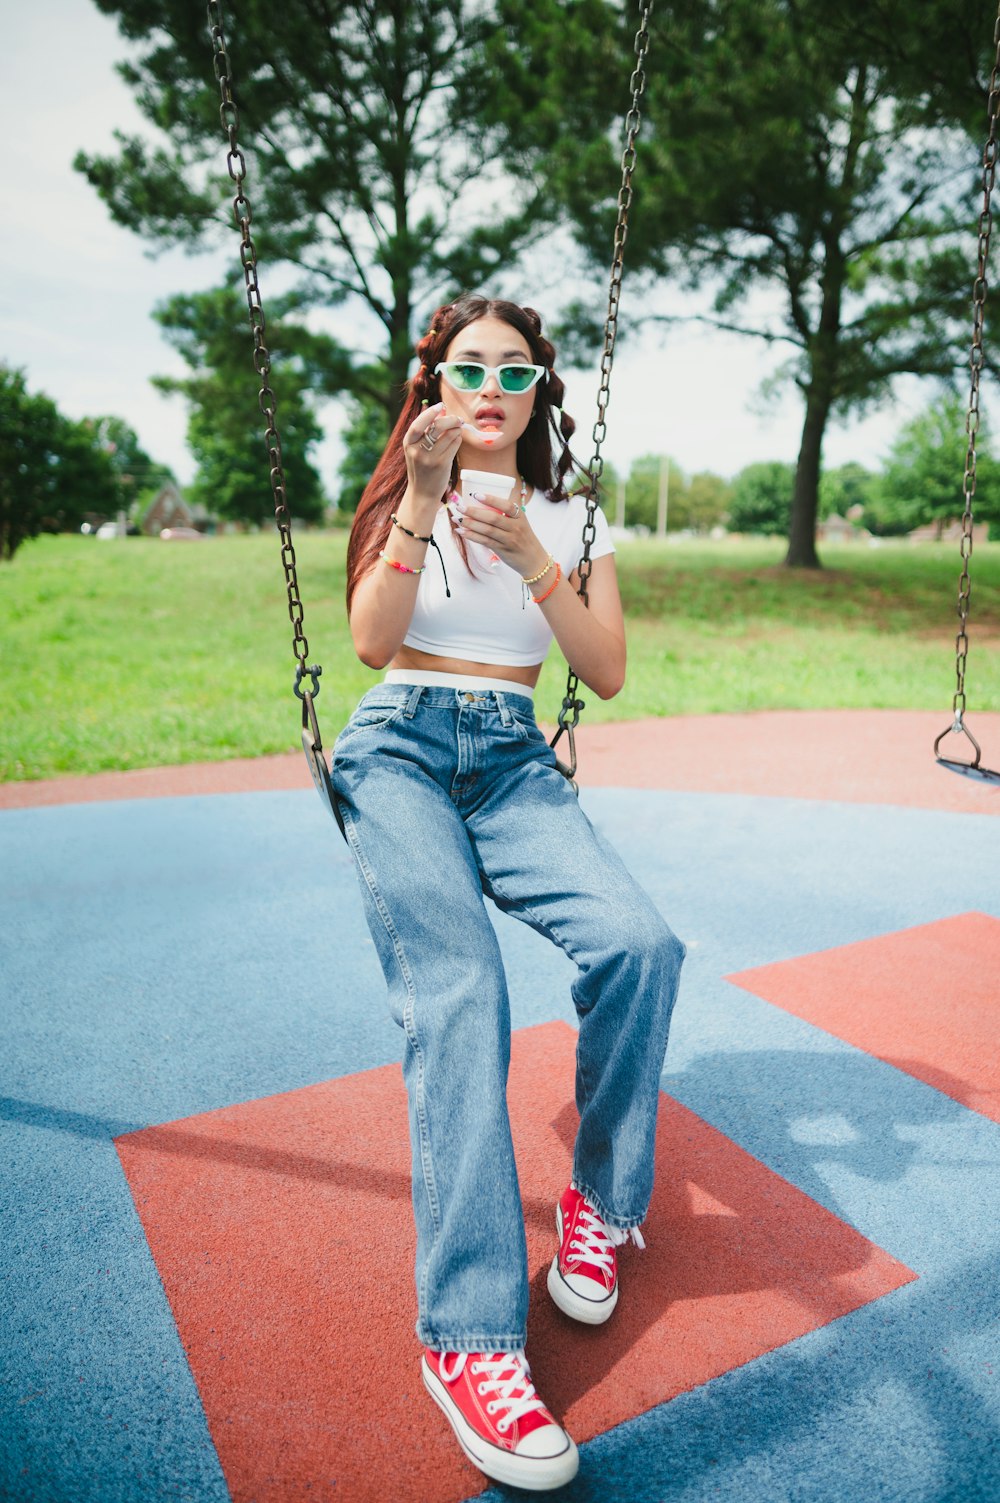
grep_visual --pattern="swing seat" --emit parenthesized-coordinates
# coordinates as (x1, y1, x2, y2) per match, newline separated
(933, 719, 1000, 786)
(299, 678, 346, 832)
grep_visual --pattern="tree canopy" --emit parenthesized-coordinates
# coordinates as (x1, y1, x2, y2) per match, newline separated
(85, 414, 176, 517)
(76, 0, 1000, 560)
(75, 0, 591, 421)
(867, 389, 999, 536)
(0, 367, 130, 560)
(488, 0, 999, 565)
(727, 461, 795, 538)
(153, 288, 327, 526)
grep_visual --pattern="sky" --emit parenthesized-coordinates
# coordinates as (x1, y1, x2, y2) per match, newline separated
(2, 3, 939, 496)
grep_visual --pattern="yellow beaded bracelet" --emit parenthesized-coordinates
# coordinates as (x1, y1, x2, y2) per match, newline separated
(531, 561, 562, 604)
(521, 555, 554, 586)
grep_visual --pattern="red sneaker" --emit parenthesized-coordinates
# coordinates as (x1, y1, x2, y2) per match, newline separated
(547, 1184, 644, 1325)
(422, 1348, 578, 1491)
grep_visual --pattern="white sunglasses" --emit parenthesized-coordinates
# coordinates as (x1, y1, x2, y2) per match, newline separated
(434, 361, 547, 394)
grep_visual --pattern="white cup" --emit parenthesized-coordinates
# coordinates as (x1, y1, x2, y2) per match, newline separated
(459, 469, 516, 509)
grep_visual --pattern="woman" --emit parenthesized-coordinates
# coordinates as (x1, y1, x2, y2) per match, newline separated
(333, 294, 685, 1492)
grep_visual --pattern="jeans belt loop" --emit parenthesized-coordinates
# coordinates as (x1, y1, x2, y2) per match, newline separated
(403, 685, 423, 718)
(494, 692, 513, 727)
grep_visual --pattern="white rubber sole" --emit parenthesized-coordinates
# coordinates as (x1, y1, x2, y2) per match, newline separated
(547, 1204, 619, 1324)
(547, 1253, 619, 1324)
(421, 1356, 579, 1492)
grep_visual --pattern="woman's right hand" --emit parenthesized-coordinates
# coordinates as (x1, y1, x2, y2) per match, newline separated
(403, 402, 463, 510)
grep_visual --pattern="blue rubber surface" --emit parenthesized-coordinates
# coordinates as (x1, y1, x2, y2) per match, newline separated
(2, 786, 998, 1502)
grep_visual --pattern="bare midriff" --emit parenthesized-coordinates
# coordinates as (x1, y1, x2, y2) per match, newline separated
(388, 644, 542, 689)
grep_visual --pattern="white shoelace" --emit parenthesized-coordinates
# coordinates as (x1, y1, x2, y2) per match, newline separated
(438, 1351, 549, 1434)
(571, 1202, 646, 1265)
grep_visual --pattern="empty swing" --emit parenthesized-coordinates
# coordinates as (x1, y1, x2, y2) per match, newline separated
(933, 0, 1000, 786)
(205, 0, 653, 821)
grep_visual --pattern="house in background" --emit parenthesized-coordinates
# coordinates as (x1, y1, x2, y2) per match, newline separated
(907, 519, 991, 545)
(140, 485, 213, 536)
(816, 512, 871, 544)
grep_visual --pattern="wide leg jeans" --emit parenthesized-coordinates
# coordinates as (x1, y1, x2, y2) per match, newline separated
(332, 684, 685, 1353)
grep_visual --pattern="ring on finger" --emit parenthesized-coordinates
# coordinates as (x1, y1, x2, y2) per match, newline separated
(420, 433, 437, 451)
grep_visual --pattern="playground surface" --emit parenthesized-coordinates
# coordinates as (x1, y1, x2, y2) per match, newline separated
(2, 708, 998, 1503)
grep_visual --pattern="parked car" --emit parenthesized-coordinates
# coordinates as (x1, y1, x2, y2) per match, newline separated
(159, 527, 205, 541)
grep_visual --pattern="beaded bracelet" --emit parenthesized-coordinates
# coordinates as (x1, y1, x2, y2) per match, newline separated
(531, 561, 562, 604)
(379, 550, 425, 575)
(388, 513, 451, 597)
(521, 554, 554, 586)
(390, 512, 432, 542)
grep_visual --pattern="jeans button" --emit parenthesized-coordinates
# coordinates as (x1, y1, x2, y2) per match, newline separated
(463, 692, 474, 702)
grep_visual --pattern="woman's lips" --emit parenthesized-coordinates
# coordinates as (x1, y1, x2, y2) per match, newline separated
(475, 408, 504, 425)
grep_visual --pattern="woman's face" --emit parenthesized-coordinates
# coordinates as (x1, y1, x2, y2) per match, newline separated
(440, 316, 540, 465)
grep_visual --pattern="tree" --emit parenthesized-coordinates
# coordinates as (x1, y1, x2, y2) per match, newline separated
(335, 395, 392, 516)
(868, 390, 999, 536)
(0, 367, 119, 560)
(82, 414, 176, 518)
(728, 461, 795, 537)
(623, 455, 688, 533)
(819, 462, 878, 522)
(75, 0, 582, 424)
(684, 472, 733, 534)
(488, 0, 997, 566)
(153, 288, 327, 525)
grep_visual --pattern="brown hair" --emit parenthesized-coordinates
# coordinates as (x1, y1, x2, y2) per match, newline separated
(345, 294, 578, 610)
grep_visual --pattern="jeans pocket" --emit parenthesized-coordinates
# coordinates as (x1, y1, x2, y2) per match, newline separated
(507, 705, 544, 741)
(338, 699, 407, 740)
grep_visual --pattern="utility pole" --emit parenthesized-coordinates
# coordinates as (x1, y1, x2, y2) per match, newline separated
(657, 454, 669, 539)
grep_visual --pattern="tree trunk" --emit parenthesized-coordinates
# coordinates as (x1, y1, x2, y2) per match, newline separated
(784, 66, 872, 569)
(785, 385, 831, 568)
(387, 301, 412, 425)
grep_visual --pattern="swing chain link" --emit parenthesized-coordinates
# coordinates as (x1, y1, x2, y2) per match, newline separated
(207, 2, 319, 698)
(555, 0, 651, 774)
(950, 0, 1000, 724)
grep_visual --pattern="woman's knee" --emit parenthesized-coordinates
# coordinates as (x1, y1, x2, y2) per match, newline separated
(613, 904, 686, 980)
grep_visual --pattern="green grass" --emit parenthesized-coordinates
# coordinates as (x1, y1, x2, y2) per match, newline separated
(1, 532, 997, 780)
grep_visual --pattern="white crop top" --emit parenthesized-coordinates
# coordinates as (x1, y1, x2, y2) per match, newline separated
(403, 492, 615, 667)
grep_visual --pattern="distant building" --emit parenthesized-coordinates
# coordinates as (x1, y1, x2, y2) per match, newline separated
(907, 519, 990, 545)
(141, 484, 194, 536)
(817, 513, 870, 543)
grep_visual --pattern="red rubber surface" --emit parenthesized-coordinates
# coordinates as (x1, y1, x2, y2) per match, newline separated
(116, 1022, 914, 1503)
(729, 912, 1000, 1125)
(5, 711, 998, 814)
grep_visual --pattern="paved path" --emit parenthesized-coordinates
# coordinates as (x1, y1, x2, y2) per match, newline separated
(2, 710, 998, 1503)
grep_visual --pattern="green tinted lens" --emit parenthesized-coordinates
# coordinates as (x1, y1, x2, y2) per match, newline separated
(448, 363, 486, 391)
(499, 365, 538, 393)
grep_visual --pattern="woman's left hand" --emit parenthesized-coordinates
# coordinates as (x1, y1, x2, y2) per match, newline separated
(454, 492, 549, 580)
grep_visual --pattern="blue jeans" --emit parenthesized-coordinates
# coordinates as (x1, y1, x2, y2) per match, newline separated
(332, 684, 685, 1352)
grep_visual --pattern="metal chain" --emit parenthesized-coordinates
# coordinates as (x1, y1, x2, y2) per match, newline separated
(554, 0, 652, 777)
(951, 1, 1000, 723)
(207, 2, 318, 699)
